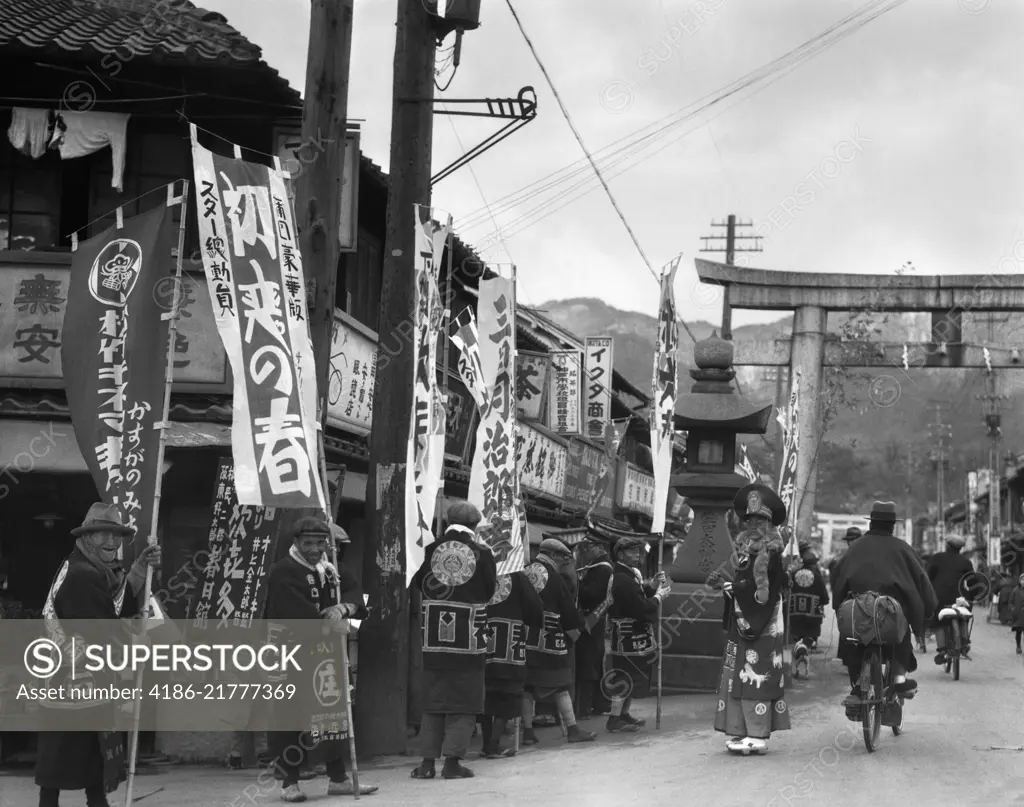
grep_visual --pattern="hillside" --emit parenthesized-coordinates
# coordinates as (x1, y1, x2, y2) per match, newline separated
(540, 297, 1024, 518)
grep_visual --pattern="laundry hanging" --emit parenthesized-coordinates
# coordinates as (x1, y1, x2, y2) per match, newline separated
(50, 111, 131, 191)
(7, 107, 52, 159)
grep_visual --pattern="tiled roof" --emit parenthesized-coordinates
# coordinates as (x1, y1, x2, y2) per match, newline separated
(0, 0, 263, 64)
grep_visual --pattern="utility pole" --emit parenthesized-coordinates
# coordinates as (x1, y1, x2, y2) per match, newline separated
(273, 2, 353, 548)
(359, 0, 438, 756)
(699, 214, 762, 340)
(928, 403, 952, 553)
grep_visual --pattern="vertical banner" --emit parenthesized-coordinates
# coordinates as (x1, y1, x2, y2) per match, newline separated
(776, 372, 800, 553)
(967, 470, 977, 546)
(62, 197, 178, 560)
(548, 350, 583, 435)
(584, 337, 613, 441)
(469, 273, 523, 575)
(650, 257, 680, 535)
(449, 307, 489, 411)
(589, 417, 631, 517)
(515, 351, 549, 421)
(190, 126, 324, 510)
(737, 442, 758, 483)
(190, 458, 280, 628)
(404, 208, 450, 587)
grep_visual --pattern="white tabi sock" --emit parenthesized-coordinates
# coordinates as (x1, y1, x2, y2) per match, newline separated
(609, 697, 625, 717)
(555, 691, 576, 728)
(521, 693, 535, 729)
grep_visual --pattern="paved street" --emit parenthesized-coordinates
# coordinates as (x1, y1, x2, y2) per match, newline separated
(3, 609, 1023, 807)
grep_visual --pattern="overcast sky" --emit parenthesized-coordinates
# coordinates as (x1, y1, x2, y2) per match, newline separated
(205, 0, 1023, 328)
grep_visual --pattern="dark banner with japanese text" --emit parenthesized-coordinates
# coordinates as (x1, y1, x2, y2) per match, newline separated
(777, 371, 800, 553)
(189, 457, 280, 629)
(650, 256, 680, 534)
(62, 194, 179, 562)
(190, 126, 325, 510)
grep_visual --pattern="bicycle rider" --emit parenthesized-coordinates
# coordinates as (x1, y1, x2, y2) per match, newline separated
(925, 532, 977, 664)
(830, 501, 938, 715)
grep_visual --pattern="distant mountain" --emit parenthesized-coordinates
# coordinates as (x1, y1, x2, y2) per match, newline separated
(539, 297, 1024, 519)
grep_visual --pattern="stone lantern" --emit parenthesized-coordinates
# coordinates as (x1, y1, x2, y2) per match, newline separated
(659, 331, 773, 691)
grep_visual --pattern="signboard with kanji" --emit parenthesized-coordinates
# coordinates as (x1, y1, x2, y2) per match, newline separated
(616, 460, 656, 518)
(0, 263, 228, 391)
(516, 421, 567, 499)
(327, 312, 377, 436)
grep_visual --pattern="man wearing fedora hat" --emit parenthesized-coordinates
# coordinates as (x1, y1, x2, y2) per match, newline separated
(263, 515, 377, 800)
(827, 527, 862, 588)
(34, 502, 161, 807)
(831, 501, 937, 711)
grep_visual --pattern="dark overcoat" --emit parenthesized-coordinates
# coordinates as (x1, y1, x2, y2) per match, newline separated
(925, 549, 977, 611)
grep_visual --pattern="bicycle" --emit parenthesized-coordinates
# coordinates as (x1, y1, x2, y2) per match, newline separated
(936, 599, 974, 681)
(858, 643, 906, 752)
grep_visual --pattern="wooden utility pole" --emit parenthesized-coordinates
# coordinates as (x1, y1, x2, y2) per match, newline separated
(358, 0, 438, 755)
(272, 0, 354, 549)
(699, 214, 761, 340)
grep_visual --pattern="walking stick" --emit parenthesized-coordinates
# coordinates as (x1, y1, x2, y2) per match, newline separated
(656, 534, 663, 731)
(318, 431, 360, 799)
(125, 181, 188, 807)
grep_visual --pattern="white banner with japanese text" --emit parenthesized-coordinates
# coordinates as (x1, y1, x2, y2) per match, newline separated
(776, 372, 800, 552)
(584, 337, 613, 441)
(516, 422, 567, 499)
(548, 350, 582, 435)
(404, 208, 450, 587)
(737, 442, 758, 483)
(516, 351, 549, 421)
(469, 274, 524, 575)
(650, 257, 680, 534)
(190, 127, 325, 509)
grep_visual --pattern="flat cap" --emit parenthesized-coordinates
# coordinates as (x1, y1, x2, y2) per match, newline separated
(446, 500, 482, 528)
(613, 536, 646, 555)
(292, 516, 330, 539)
(539, 538, 571, 556)
(945, 533, 965, 548)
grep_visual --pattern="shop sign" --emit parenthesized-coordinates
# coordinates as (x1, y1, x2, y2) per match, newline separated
(516, 351, 549, 421)
(0, 264, 228, 390)
(327, 312, 377, 435)
(516, 421, 567, 499)
(443, 374, 477, 463)
(562, 437, 613, 514)
(616, 460, 655, 517)
(583, 337, 613, 440)
(547, 350, 582, 434)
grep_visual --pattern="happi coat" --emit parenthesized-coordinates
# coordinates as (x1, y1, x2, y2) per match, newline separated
(607, 562, 659, 699)
(412, 527, 497, 714)
(485, 571, 544, 695)
(713, 550, 791, 740)
(576, 559, 614, 683)
(524, 555, 583, 696)
(35, 546, 140, 794)
(788, 559, 829, 641)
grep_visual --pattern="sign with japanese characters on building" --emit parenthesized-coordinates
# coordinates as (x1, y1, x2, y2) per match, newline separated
(583, 338, 613, 441)
(0, 266, 228, 389)
(443, 375, 477, 463)
(516, 351, 549, 421)
(616, 460, 656, 518)
(326, 312, 377, 436)
(562, 437, 614, 515)
(190, 125, 325, 509)
(61, 195, 179, 559)
(547, 350, 582, 435)
(469, 274, 524, 576)
(516, 421, 567, 499)
(190, 458, 279, 629)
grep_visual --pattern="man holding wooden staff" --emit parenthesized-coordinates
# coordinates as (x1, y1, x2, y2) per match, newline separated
(263, 517, 378, 801)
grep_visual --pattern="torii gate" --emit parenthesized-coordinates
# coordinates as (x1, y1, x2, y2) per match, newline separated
(696, 257, 1024, 541)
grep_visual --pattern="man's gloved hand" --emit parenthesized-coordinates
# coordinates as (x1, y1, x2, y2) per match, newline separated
(127, 544, 161, 592)
(322, 603, 356, 622)
(706, 570, 726, 590)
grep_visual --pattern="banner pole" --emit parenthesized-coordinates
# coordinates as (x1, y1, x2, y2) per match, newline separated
(435, 219, 454, 540)
(656, 533, 663, 730)
(125, 179, 189, 807)
(317, 428, 360, 798)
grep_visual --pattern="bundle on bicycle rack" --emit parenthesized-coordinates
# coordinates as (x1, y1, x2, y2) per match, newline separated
(837, 592, 908, 647)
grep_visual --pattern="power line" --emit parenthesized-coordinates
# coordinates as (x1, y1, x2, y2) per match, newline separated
(504, 0, 697, 345)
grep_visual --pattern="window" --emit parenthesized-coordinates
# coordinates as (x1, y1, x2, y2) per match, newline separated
(0, 113, 63, 251)
(697, 439, 724, 465)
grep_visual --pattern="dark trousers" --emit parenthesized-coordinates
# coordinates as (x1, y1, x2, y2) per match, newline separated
(419, 713, 475, 760)
(1015, 628, 1022, 648)
(843, 633, 916, 687)
(574, 679, 610, 716)
(39, 786, 107, 807)
(269, 732, 345, 787)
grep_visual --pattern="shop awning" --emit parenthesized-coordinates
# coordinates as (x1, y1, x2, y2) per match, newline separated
(524, 521, 588, 548)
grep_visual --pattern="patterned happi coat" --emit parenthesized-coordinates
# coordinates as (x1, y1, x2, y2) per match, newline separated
(485, 571, 545, 695)
(524, 555, 582, 692)
(412, 527, 497, 713)
(607, 562, 659, 699)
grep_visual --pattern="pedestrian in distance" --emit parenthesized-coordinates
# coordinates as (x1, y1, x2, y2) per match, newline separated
(1010, 574, 1024, 655)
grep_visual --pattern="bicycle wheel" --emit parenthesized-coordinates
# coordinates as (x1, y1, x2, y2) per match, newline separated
(862, 649, 882, 752)
(951, 620, 961, 681)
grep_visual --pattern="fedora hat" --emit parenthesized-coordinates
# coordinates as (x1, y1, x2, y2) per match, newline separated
(733, 483, 787, 527)
(71, 503, 135, 537)
(844, 526, 862, 543)
(868, 501, 897, 522)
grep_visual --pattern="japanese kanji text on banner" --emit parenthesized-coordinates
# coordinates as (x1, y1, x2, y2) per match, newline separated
(650, 257, 680, 535)
(190, 126, 324, 509)
(449, 306, 489, 413)
(738, 442, 759, 483)
(469, 273, 524, 575)
(584, 337, 613, 441)
(776, 372, 800, 552)
(404, 207, 450, 587)
(62, 195, 179, 560)
(548, 350, 582, 435)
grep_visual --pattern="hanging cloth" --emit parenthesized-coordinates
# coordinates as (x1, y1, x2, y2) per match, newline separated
(7, 107, 52, 159)
(50, 111, 130, 191)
